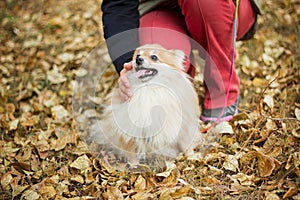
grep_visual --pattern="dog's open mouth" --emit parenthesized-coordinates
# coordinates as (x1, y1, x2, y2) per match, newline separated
(135, 67, 158, 80)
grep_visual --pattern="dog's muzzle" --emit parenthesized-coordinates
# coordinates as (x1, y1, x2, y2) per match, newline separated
(134, 55, 158, 80)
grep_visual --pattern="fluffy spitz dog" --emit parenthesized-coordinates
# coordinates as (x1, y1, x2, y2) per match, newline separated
(99, 44, 202, 164)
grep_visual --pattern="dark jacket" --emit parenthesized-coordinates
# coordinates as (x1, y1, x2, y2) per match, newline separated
(102, 0, 140, 74)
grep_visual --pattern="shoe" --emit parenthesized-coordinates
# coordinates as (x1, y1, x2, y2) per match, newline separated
(200, 96, 240, 122)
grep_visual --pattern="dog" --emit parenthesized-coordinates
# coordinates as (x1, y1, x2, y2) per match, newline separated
(98, 44, 203, 164)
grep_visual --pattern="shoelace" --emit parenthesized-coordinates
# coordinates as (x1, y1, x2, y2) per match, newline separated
(200, 0, 240, 133)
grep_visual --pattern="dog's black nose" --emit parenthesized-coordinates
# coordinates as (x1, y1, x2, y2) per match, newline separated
(136, 55, 144, 65)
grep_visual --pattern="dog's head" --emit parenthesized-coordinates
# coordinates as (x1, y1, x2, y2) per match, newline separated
(132, 44, 186, 82)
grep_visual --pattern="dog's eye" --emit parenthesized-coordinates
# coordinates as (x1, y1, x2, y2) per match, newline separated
(151, 54, 159, 61)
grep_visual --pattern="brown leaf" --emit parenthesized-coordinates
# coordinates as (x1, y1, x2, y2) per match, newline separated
(49, 16, 66, 27)
(265, 119, 277, 130)
(70, 175, 84, 184)
(159, 188, 173, 200)
(282, 185, 297, 199)
(5, 103, 15, 113)
(229, 173, 256, 187)
(106, 186, 124, 200)
(295, 169, 300, 177)
(20, 190, 40, 200)
(35, 140, 50, 159)
(265, 192, 280, 200)
(204, 176, 221, 184)
(263, 95, 274, 109)
(295, 108, 300, 120)
(262, 53, 275, 66)
(57, 52, 74, 63)
(240, 151, 257, 168)
(2, 143, 20, 157)
(39, 185, 56, 199)
(47, 68, 67, 84)
(52, 129, 77, 151)
(252, 77, 268, 87)
(223, 154, 241, 172)
(171, 185, 191, 198)
(286, 152, 300, 170)
(257, 151, 276, 177)
(131, 192, 152, 200)
(9, 119, 19, 130)
(12, 185, 29, 198)
(134, 175, 147, 191)
(51, 105, 70, 121)
(292, 128, 300, 139)
(240, 149, 278, 177)
(212, 121, 234, 134)
(20, 114, 39, 127)
(70, 155, 92, 173)
(156, 162, 177, 178)
(1, 172, 12, 190)
(39, 90, 59, 108)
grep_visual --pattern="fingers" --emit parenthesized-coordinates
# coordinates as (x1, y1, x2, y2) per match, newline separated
(118, 62, 133, 101)
(123, 62, 133, 71)
(118, 76, 132, 100)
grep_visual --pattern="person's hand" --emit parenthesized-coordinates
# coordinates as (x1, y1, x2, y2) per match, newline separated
(118, 62, 133, 101)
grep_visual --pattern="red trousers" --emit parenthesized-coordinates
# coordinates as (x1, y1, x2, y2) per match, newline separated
(139, 0, 256, 109)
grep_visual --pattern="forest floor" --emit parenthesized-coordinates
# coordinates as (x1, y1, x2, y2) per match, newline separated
(0, 0, 300, 199)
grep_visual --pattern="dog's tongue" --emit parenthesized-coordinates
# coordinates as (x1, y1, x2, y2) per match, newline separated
(135, 69, 148, 78)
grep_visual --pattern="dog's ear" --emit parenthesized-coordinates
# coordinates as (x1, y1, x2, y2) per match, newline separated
(170, 49, 186, 70)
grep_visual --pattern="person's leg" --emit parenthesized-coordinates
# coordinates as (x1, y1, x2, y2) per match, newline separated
(139, 10, 193, 74)
(178, 0, 256, 120)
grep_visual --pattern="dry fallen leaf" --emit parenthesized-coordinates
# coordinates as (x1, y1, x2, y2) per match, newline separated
(229, 173, 255, 186)
(211, 121, 234, 134)
(262, 53, 275, 66)
(286, 152, 300, 170)
(263, 95, 274, 109)
(240, 149, 279, 177)
(134, 175, 147, 191)
(252, 77, 268, 87)
(106, 186, 124, 200)
(1, 172, 12, 191)
(38, 185, 56, 199)
(20, 114, 39, 127)
(47, 67, 67, 84)
(9, 119, 19, 130)
(51, 105, 70, 121)
(20, 190, 40, 200)
(257, 152, 276, 177)
(49, 16, 66, 27)
(295, 108, 300, 120)
(265, 192, 281, 200)
(223, 154, 239, 172)
(156, 162, 177, 178)
(282, 185, 297, 199)
(12, 185, 29, 198)
(265, 119, 277, 130)
(57, 52, 75, 63)
(74, 68, 88, 77)
(70, 174, 84, 184)
(70, 155, 92, 173)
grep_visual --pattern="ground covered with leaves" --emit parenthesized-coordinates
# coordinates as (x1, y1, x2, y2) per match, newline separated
(0, 0, 300, 199)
